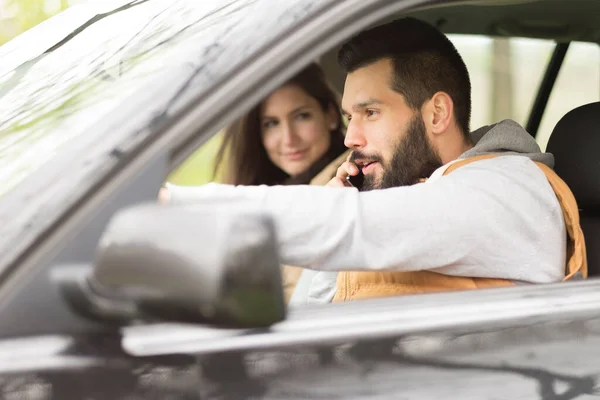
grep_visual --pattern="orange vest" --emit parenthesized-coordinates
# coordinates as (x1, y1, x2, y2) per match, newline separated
(333, 154, 588, 302)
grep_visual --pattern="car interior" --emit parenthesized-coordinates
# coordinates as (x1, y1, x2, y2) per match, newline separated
(315, 0, 600, 276)
(320, 0, 600, 100)
(172, 0, 600, 282)
(547, 102, 600, 277)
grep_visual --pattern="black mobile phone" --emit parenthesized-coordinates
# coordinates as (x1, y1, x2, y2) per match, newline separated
(347, 168, 365, 190)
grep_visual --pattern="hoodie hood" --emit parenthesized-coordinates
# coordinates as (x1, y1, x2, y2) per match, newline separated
(459, 119, 554, 168)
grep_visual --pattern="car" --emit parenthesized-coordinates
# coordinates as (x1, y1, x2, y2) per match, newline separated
(0, 0, 599, 398)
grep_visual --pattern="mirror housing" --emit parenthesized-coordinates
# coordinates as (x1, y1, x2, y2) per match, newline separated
(54, 203, 286, 329)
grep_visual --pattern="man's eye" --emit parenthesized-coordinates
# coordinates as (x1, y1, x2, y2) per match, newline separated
(366, 109, 379, 118)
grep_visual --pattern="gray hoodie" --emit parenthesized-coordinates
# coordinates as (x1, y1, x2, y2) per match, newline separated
(461, 119, 553, 166)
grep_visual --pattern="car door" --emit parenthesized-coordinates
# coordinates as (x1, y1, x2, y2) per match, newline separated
(128, 0, 600, 398)
(121, 0, 600, 398)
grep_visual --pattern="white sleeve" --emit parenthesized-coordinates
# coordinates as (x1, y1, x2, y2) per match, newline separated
(167, 156, 566, 283)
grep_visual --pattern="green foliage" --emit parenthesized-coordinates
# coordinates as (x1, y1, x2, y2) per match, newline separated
(0, 0, 70, 45)
(167, 133, 225, 186)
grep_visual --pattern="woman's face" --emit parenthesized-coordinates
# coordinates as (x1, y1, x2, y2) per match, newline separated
(260, 84, 336, 177)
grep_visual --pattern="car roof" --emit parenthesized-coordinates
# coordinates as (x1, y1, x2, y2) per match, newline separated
(409, 0, 600, 43)
(320, 0, 600, 93)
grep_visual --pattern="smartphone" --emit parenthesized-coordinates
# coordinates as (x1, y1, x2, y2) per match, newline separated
(346, 166, 365, 190)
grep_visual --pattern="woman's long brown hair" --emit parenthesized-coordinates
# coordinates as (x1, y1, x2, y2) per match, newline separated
(213, 63, 346, 186)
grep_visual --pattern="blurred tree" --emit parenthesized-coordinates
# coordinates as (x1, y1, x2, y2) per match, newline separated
(0, 0, 71, 45)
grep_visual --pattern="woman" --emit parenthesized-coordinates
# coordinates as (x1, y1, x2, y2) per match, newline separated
(163, 63, 350, 302)
(213, 62, 348, 187)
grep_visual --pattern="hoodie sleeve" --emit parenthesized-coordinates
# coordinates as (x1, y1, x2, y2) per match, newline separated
(166, 156, 566, 283)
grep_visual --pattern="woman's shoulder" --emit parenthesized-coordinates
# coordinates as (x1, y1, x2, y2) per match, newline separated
(309, 149, 351, 186)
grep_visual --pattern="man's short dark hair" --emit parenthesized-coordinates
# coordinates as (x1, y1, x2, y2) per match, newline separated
(338, 17, 472, 137)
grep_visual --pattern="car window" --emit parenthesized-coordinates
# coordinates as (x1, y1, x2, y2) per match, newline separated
(448, 34, 599, 150)
(537, 42, 600, 150)
(170, 36, 599, 187)
(448, 34, 553, 133)
(170, 35, 555, 186)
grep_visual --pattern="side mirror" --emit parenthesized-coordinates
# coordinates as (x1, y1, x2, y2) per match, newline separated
(53, 203, 286, 329)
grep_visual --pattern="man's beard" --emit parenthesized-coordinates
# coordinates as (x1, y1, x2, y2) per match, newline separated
(351, 113, 443, 191)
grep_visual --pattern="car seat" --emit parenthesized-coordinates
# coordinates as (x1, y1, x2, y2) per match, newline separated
(546, 102, 600, 277)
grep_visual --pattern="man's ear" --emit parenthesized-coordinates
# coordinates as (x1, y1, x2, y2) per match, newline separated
(422, 91, 454, 136)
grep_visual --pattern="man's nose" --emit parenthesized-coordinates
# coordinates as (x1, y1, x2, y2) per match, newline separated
(344, 120, 366, 148)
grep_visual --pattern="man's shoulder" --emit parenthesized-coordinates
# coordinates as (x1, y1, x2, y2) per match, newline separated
(456, 154, 546, 171)
(428, 155, 555, 193)
(428, 154, 541, 182)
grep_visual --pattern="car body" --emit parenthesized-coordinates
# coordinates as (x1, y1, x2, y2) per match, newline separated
(0, 0, 599, 398)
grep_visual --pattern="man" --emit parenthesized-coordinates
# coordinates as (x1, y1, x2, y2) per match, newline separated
(163, 18, 585, 305)
(330, 18, 474, 191)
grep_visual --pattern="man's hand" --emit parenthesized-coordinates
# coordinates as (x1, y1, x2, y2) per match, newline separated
(158, 186, 170, 204)
(326, 160, 360, 187)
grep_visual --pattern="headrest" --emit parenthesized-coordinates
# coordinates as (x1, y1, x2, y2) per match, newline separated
(547, 102, 600, 210)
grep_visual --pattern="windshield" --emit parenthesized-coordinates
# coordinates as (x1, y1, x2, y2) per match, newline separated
(0, 0, 331, 275)
(0, 0, 258, 199)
